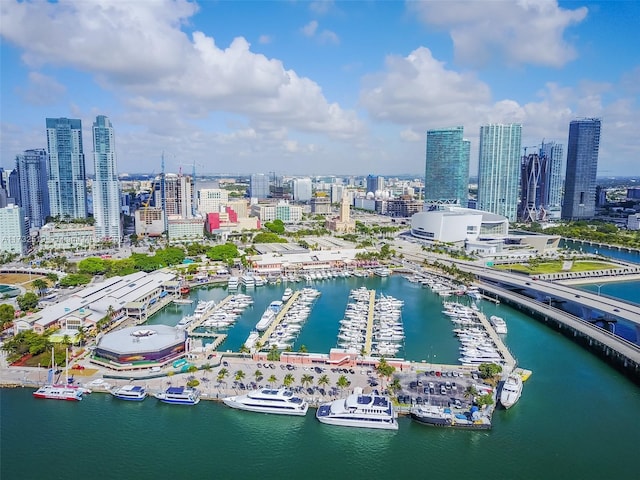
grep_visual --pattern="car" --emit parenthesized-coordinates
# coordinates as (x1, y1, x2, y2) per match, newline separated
(222, 361, 229, 367)
(428, 382, 435, 389)
(409, 381, 417, 390)
(71, 364, 85, 370)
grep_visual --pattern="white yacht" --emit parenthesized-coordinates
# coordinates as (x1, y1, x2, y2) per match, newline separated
(255, 309, 276, 332)
(228, 276, 239, 290)
(111, 384, 147, 401)
(490, 315, 508, 334)
(244, 330, 260, 350)
(223, 388, 308, 416)
(315, 388, 398, 430)
(176, 315, 195, 329)
(155, 386, 200, 405)
(193, 300, 215, 319)
(373, 267, 391, 277)
(500, 373, 523, 409)
(281, 288, 293, 302)
(241, 274, 256, 288)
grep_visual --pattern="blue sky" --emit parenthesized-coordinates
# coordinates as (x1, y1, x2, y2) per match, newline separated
(1, 0, 638, 177)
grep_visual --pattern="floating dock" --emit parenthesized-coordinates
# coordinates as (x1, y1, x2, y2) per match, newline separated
(258, 291, 302, 347)
(363, 289, 376, 355)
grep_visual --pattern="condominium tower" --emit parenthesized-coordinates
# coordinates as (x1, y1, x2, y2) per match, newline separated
(424, 126, 470, 207)
(46, 117, 87, 219)
(92, 115, 122, 246)
(250, 173, 270, 200)
(562, 118, 601, 220)
(477, 124, 522, 221)
(16, 148, 50, 229)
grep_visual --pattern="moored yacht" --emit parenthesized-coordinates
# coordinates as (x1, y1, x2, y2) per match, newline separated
(490, 315, 508, 334)
(155, 386, 200, 405)
(315, 388, 398, 430)
(223, 388, 308, 416)
(499, 373, 523, 409)
(281, 288, 293, 302)
(33, 384, 84, 401)
(111, 384, 147, 401)
(255, 309, 276, 332)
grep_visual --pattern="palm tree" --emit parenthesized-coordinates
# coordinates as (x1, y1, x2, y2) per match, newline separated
(375, 357, 395, 391)
(301, 374, 314, 390)
(254, 369, 263, 383)
(388, 377, 402, 395)
(267, 374, 277, 388)
(239, 343, 250, 357)
(336, 375, 350, 394)
(317, 374, 330, 392)
(234, 370, 245, 383)
(32, 279, 48, 297)
(217, 368, 229, 386)
(283, 373, 295, 389)
(298, 344, 308, 353)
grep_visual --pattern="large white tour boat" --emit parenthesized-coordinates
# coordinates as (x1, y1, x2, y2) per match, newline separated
(315, 388, 398, 430)
(111, 384, 147, 401)
(223, 388, 308, 416)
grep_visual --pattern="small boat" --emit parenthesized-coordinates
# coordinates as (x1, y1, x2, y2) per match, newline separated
(500, 374, 523, 409)
(33, 348, 83, 401)
(410, 404, 453, 427)
(111, 384, 147, 401)
(155, 386, 200, 405)
(281, 288, 293, 302)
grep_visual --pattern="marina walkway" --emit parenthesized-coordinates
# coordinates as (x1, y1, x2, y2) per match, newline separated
(364, 289, 376, 355)
(475, 311, 516, 371)
(258, 291, 301, 346)
(186, 295, 233, 334)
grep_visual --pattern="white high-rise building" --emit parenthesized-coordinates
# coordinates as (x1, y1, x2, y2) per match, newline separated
(0, 204, 27, 255)
(293, 178, 312, 202)
(16, 148, 50, 229)
(197, 188, 229, 215)
(92, 116, 122, 246)
(477, 124, 522, 222)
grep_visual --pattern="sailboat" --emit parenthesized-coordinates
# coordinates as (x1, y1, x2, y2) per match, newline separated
(33, 348, 84, 401)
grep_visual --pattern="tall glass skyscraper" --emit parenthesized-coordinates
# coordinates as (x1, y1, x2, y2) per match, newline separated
(250, 173, 270, 200)
(92, 115, 121, 245)
(424, 126, 470, 207)
(540, 141, 564, 216)
(46, 117, 87, 219)
(477, 124, 522, 221)
(16, 148, 50, 229)
(366, 175, 385, 195)
(562, 118, 601, 220)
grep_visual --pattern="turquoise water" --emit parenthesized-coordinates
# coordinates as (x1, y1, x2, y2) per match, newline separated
(2, 277, 640, 479)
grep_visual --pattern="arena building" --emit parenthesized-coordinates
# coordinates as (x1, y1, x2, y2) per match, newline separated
(93, 325, 186, 368)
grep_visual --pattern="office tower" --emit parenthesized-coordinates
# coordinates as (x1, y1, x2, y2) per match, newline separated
(156, 173, 192, 218)
(92, 116, 122, 246)
(8, 168, 20, 205)
(46, 117, 87, 219)
(330, 184, 345, 204)
(0, 204, 28, 255)
(424, 126, 470, 207)
(519, 153, 545, 222)
(293, 178, 312, 202)
(16, 148, 50, 228)
(540, 141, 564, 218)
(250, 173, 270, 200)
(197, 188, 229, 215)
(366, 175, 385, 195)
(562, 118, 601, 220)
(477, 124, 522, 221)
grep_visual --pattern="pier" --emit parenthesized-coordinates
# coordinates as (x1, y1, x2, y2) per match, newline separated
(475, 311, 516, 370)
(258, 291, 301, 346)
(363, 289, 376, 355)
(186, 295, 234, 334)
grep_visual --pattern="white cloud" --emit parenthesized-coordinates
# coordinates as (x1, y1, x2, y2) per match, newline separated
(408, 0, 588, 67)
(300, 20, 339, 45)
(258, 34, 272, 44)
(17, 72, 66, 106)
(301, 20, 319, 37)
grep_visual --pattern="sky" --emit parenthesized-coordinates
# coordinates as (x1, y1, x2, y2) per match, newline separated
(1, 0, 639, 177)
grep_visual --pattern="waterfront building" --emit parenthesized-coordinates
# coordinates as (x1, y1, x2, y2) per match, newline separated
(366, 174, 385, 196)
(0, 204, 28, 255)
(197, 188, 229, 215)
(15, 148, 50, 229)
(251, 201, 303, 223)
(92, 116, 122, 246)
(293, 177, 312, 202)
(250, 173, 270, 200)
(540, 141, 564, 219)
(562, 118, 601, 220)
(477, 124, 522, 222)
(39, 222, 95, 251)
(424, 127, 470, 207)
(46, 117, 87, 220)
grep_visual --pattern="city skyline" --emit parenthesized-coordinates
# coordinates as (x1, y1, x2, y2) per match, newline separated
(1, 1, 638, 176)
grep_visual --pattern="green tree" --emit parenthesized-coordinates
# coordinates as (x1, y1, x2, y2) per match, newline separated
(476, 393, 494, 407)
(254, 369, 263, 382)
(266, 345, 281, 361)
(264, 219, 285, 234)
(298, 344, 308, 353)
(301, 374, 314, 389)
(16, 292, 39, 311)
(336, 375, 350, 393)
(267, 374, 277, 387)
(206, 243, 239, 262)
(217, 368, 229, 385)
(478, 363, 503, 379)
(375, 357, 395, 389)
(388, 377, 402, 394)
(283, 373, 295, 388)
(239, 343, 250, 356)
(234, 370, 245, 383)
(78, 257, 107, 275)
(317, 374, 330, 392)
(0, 304, 16, 328)
(32, 279, 49, 296)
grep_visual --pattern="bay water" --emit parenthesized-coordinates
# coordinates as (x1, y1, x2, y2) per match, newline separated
(2, 276, 639, 479)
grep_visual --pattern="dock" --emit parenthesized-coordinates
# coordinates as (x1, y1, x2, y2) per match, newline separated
(476, 311, 516, 371)
(258, 291, 302, 346)
(186, 295, 234, 334)
(363, 289, 376, 355)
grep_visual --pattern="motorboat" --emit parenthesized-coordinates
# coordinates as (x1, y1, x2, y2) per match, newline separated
(315, 387, 398, 430)
(193, 300, 215, 319)
(155, 386, 200, 405)
(228, 276, 239, 290)
(281, 288, 293, 302)
(410, 404, 453, 427)
(255, 309, 276, 332)
(500, 373, 523, 409)
(490, 315, 508, 334)
(176, 315, 195, 329)
(223, 388, 308, 416)
(111, 384, 147, 401)
(244, 330, 260, 350)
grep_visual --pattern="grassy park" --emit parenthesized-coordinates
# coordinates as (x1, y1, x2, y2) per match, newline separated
(495, 260, 617, 275)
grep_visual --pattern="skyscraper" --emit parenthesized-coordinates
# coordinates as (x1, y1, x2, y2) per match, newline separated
(562, 118, 601, 220)
(540, 141, 564, 218)
(293, 177, 312, 202)
(16, 148, 50, 228)
(424, 126, 470, 207)
(477, 124, 522, 221)
(46, 117, 87, 219)
(366, 175, 385, 195)
(250, 173, 270, 200)
(92, 115, 121, 245)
